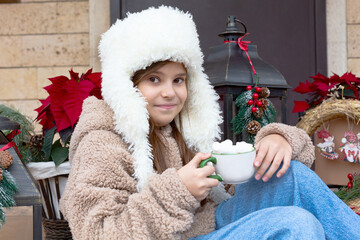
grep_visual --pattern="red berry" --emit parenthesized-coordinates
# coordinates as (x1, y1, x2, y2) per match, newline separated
(347, 182, 353, 189)
(356, 212, 360, 216)
(253, 93, 259, 99)
(246, 85, 252, 91)
(256, 101, 263, 107)
(251, 107, 258, 113)
(348, 173, 354, 182)
(248, 99, 254, 106)
(255, 87, 261, 93)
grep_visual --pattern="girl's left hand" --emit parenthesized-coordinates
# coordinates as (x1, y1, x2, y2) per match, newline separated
(254, 134, 292, 182)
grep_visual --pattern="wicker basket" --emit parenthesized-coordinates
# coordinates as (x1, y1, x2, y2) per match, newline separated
(347, 198, 360, 215)
(43, 218, 72, 240)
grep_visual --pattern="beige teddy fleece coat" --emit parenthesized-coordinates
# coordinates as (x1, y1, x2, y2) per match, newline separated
(59, 97, 315, 240)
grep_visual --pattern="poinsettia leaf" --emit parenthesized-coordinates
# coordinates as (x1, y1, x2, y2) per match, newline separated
(51, 144, 69, 166)
(312, 82, 330, 95)
(89, 87, 102, 99)
(41, 126, 56, 161)
(340, 72, 358, 83)
(80, 68, 93, 80)
(59, 126, 74, 144)
(293, 80, 313, 94)
(310, 73, 328, 82)
(48, 76, 69, 90)
(292, 101, 310, 113)
(34, 97, 50, 119)
(63, 79, 95, 126)
(86, 72, 102, 87)
(69, 69, 79, 81)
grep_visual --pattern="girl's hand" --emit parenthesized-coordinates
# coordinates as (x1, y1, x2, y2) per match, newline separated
(177, 152, 219, 201)
(254, 134, 292, 182)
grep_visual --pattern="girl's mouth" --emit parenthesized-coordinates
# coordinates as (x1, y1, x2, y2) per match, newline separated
(156, 104, 176, 110)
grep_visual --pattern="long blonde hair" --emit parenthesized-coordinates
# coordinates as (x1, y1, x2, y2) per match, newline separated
(132, 61, 194, 173)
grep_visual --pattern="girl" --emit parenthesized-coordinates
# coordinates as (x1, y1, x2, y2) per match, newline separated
(59, 6, 359, 240)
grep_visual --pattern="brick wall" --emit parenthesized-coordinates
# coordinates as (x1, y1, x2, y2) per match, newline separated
(0, 0, 92, 127)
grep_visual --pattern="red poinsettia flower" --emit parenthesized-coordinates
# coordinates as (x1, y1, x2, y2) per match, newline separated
(292, 72, 360, 113)
(35, 69, 102, 132)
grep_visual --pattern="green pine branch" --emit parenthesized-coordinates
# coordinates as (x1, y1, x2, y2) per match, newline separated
(335, 175, 360, 202)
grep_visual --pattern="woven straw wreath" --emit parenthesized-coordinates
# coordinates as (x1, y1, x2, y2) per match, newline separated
(296, 99, 360, 136)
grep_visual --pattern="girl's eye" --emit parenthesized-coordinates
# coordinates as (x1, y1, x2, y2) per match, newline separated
(149, 76, 160, 83)
(174, 78, 184, 84)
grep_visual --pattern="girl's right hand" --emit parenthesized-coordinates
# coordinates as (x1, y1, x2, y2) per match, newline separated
(177, 152, 219, 201)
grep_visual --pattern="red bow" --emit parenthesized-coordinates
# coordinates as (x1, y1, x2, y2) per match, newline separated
(238, 33, 256, 75)
(223, 33, 256, 75)
(0, 130, 22, 158)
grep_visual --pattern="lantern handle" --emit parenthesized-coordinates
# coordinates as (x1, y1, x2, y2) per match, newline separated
(234, 18, 247, 34)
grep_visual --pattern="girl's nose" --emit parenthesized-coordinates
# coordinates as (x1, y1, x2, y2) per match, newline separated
(161, 83, 175, 98)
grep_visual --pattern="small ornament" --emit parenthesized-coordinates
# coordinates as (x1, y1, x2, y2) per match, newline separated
(251, 107, 258, 113)
(0, 150, 13, 169)
(247, 99, 254, 106)
(339, 131, 360, 163)
(29, 134, 44, 150)
(253, 108, 264, 118)
(253, 93, 259, 99)
(316, 129, 339, 160)
(348, 173, 354, 182)
(255, 87, 261, 93)
(347, 182, 353, 189)
(246, 85, 252, 91)
(258, 98, 269, 111)
(247, 120, 261, 135)
(259, 87, 270, 98)
(256, 101, 263, 107)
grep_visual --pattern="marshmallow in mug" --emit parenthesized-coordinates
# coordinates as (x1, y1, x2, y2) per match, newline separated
(212, 139, 254, 154)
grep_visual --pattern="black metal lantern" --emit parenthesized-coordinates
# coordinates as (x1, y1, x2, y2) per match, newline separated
(204, 16, 290, 141)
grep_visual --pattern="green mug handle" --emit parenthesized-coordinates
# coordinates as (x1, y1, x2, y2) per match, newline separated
(199, 157, 223, 182)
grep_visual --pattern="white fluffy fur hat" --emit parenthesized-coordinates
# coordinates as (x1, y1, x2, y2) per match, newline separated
(99, 6, 228, 202)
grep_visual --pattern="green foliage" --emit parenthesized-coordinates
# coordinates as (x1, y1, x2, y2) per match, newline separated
(335, 174, 360, 203)
(0, 168, 18, 229)
(0, 105, 69, 165)
(0, 105, 35, 163)
(231, 88, 276, 143)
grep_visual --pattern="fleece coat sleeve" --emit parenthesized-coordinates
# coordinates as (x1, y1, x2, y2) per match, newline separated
(59, 130, 201, 240)
(254, 123, 315, 167)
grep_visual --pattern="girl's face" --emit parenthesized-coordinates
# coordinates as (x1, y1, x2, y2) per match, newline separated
(137, 62, 188, 127)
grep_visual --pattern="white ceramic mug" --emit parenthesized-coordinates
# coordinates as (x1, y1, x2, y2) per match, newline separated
(199, 149, 256, 184)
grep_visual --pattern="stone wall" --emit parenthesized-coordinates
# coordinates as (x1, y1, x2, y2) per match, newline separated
(347, 0, 360, 75)
(0, 0, 359, 125)
(0, 0, 109, 130)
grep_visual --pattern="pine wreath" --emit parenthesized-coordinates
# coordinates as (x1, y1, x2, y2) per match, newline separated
(231, 77, 276, 143)
(0, 167, 18, 228)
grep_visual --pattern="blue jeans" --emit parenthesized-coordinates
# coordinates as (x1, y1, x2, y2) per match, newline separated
(192, 161, 359, 240)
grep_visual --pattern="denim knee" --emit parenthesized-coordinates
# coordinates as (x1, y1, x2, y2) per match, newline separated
(276, 206, 325, 238)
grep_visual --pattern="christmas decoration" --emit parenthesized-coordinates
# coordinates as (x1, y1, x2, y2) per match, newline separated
(0, 164, 18, 229)
(247, 120, 261, 135)
(293, 72, 360, 113)
(232, 82, 276, 143)
(0, 150, 13, 169)
(339, 131, 360, 163)
(230, 33, 276, 143)
(259, 87, 270, 98)
(316, 129, 339, 160)
(335, 172, 360, 215)
(34, 69, 102, 166)
(296, 99, 360, 137)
